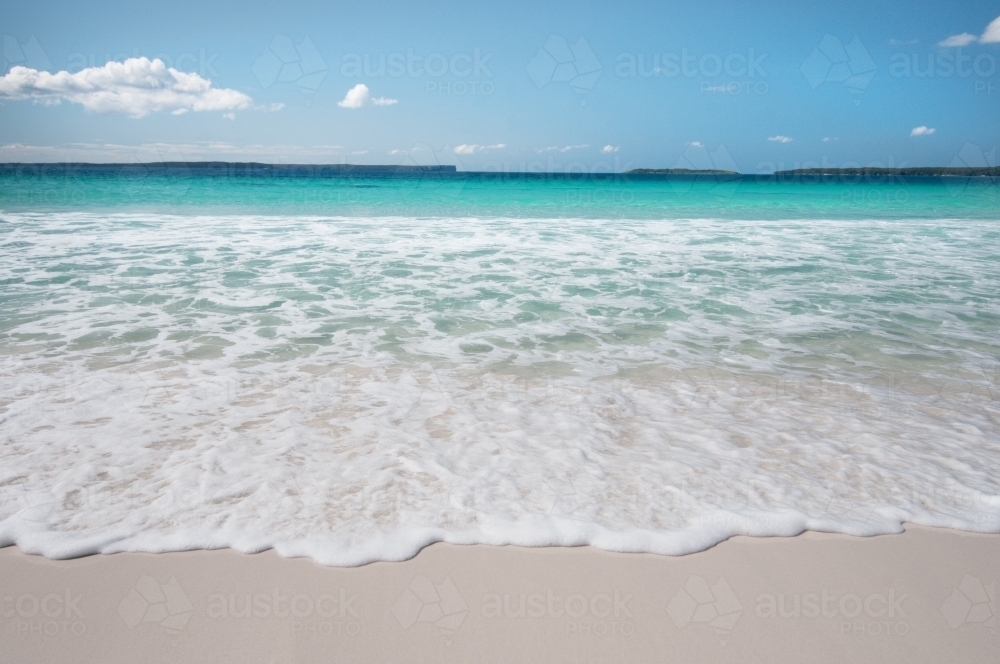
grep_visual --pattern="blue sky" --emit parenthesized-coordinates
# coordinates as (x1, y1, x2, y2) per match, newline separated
(0, 0, 998, 172)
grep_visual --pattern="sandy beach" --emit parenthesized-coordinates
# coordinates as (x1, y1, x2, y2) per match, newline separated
(3, 0, 999, 661)
(2, 525, 997, 663)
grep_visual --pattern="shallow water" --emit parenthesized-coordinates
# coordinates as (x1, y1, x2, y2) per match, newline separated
(1, 172, 999, 564)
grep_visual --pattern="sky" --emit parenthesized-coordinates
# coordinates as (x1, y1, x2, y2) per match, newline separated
(0, 0, 998, 173)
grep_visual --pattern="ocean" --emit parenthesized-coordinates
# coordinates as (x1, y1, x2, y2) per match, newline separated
(1, 167, 999, 564)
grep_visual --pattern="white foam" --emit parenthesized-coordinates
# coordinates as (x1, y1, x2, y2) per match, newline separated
(1, 212, 999, 564)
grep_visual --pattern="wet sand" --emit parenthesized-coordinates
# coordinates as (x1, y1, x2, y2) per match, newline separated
(1, 524, 997, 663)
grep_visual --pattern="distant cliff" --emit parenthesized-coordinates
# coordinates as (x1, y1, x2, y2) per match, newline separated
(774, 167, 999, 177)
(625, 166, 999, 177)
(0, 162, 458, 175)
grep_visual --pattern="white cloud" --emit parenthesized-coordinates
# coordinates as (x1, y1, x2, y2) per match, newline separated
(222, 112, 235, 120)
(983, 15, 1000, 43)
(910, 125, 936, 136)
(0, 58, 251, 118)
(0, 141, 352, 163)
(454, 143, 505, 155)
(601, 145, 619, 153)
(939, 33, 977, 47)
(338, 84, 368, 108)
(337, 83, 397, 109)
(265, 102, 285, 112)
(351, 150, 368, 155)
(940, 15, 1000, 46)
(687, 141, 703, 147)
(768, 135, 793, 143)
(536, 144, 588, 153)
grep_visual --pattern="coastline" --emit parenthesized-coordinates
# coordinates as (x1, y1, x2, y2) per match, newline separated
(2, 181, 999, 661)
(2, 162, 998, 178)
(2, 525, 997, 662)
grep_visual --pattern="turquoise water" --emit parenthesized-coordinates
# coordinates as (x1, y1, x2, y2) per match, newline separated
(1, 168, 997, 219)
(1, 169, 999, 564)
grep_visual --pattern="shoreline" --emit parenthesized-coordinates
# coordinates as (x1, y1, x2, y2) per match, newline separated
(2, 524, 997, 662)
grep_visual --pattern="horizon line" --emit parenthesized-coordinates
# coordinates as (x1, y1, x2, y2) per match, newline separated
(0, 162, 998, 178)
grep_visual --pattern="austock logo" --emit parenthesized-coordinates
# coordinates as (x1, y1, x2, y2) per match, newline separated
(755, 586, 910, 638)
(801, 35, 876, 103)
(2, 34, 53, 74)
(668, 142, 741, 197)
(667, 575, 743, 642)
(3, 588, 87, 637)
(253, 35, 328, 93)
(479, 586, 636, 637)
(118, 576, 194, 634)
(527, 35, 602, 95)
(205, 586, 362, 637)
(392, 576, 469, 635)
(944, 143, 998, 201)
(941, 576, 995, 633)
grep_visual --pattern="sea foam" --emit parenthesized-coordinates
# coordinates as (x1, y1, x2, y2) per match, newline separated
(1, 212, 999, 564)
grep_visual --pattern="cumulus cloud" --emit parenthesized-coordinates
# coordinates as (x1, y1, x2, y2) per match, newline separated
(453, 143, 505, 155)
(983, 15, 1000, 43)
(910, 125, 936, 136)
(0, 58, 251, 117)
(337, 83, 397, 108)
(601, 145, 619, 153)
(768, 135, 793, 143)
(938, 33, 977, 47)
(940, 15, 1000, 46)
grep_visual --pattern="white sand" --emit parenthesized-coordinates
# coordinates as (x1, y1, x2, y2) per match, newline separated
(1, 525, 997, 662)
